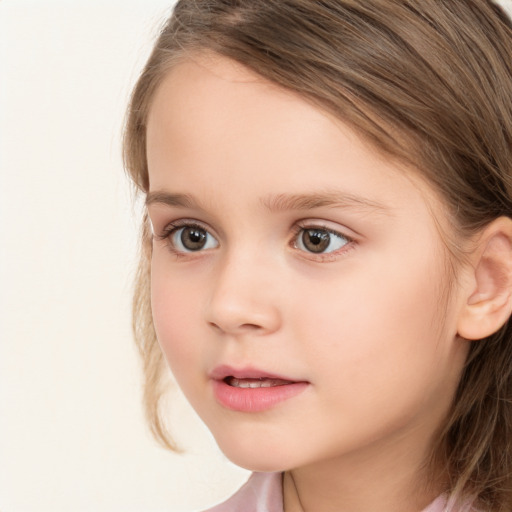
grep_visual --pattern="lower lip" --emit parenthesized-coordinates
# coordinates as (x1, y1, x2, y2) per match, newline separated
(211, 379, 308, 412)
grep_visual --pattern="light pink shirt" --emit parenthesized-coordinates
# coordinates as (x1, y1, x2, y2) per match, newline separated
(203, 472, 476, 512)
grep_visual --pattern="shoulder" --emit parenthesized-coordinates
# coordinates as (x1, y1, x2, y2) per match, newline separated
(202, 472, 283, 512)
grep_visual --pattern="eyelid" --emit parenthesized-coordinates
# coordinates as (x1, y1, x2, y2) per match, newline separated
(295, 218, 359, 237)
(154, 219, 209, 240)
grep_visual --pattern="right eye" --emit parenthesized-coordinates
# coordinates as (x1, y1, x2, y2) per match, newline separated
(168, 224, 219, 253)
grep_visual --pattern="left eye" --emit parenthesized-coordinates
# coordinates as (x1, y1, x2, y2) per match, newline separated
(295, 228, 349, 254)
(171, 225, 219, 252)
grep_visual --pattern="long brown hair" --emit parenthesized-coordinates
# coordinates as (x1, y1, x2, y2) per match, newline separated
(123, 1, 512, 508)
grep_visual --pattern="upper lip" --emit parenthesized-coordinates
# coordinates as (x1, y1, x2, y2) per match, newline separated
(209, 364, 303, 382)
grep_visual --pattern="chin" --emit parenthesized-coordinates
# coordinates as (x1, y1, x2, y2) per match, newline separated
(212, 430, 297, 473)
(222, 451, 291, 473)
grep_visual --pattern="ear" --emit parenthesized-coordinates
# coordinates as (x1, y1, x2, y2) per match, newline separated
(457, 217, 512, 340)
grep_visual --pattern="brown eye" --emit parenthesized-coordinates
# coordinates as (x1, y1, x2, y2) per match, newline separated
(171, 225, 219, 252)
(302, 229, 330, 253)
(181, 227, 207, 250)
(296, 228, 349, 254)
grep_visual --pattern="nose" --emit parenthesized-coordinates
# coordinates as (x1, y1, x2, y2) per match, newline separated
(205, 253, 282, 336)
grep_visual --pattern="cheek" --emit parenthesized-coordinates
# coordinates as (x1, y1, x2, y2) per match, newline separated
(291, 266, 457, 444)
(150, 259, 203, 375)
(293, 247, 452, 382)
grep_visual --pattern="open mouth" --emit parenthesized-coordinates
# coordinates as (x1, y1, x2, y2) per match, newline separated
(211, 368, 309, 412)
(223, 377, 294, 388)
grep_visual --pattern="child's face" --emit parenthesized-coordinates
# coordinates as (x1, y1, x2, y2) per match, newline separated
(146, 54, 469, 472)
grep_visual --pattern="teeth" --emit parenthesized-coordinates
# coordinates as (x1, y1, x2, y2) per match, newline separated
(226, 377, 291, 388)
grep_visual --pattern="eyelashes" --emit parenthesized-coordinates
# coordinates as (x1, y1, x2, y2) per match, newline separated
(155, 220, 353, 259)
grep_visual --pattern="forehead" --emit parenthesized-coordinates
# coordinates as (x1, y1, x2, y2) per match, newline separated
(150, 55, 385, 177)
(146, 53, 342, 161)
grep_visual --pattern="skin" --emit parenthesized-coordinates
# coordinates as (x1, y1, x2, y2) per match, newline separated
(145, 54, 471, 512)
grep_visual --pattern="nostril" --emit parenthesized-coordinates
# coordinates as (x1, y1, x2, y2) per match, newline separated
(208, 321, 262, 333)
(241, 323, 262, 330)
(208, 321, 222, 331)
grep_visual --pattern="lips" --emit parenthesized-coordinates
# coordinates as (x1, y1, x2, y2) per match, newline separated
(210, 364, 298, 382)
(210, 365, 308, 412)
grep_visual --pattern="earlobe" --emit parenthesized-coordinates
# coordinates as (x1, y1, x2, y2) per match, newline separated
(457, 217, 512, 341)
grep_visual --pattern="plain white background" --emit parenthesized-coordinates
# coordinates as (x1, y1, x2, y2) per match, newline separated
(1, 1, 511, 511)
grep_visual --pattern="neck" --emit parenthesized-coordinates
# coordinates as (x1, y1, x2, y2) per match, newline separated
(282, 431, 445, 512)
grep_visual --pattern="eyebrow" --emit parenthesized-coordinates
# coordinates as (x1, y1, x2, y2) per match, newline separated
(260, 191, 390, 214)
(146, 190, 390, 214)
(146, 191, 196, 208)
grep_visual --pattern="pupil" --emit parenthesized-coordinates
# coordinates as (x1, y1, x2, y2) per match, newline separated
(181, 227, 207, 250)
(303, 229, 330, 253)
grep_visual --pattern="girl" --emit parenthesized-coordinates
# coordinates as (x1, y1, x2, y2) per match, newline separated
(123, 1, 512, 511)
